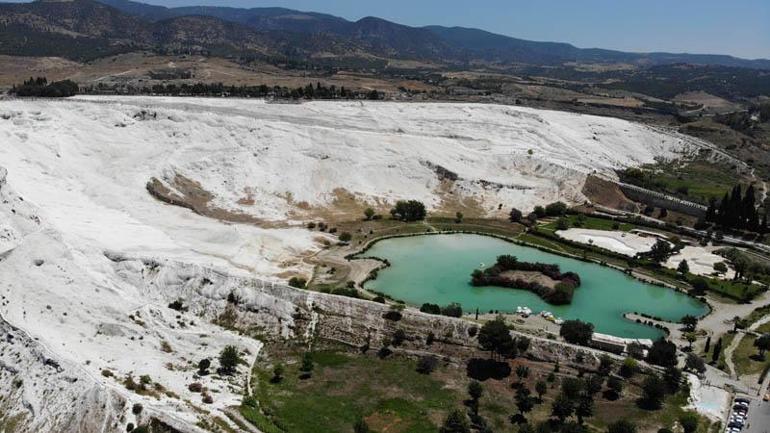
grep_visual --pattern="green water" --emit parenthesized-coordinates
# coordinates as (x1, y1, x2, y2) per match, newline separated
(362, 234, 707, 339)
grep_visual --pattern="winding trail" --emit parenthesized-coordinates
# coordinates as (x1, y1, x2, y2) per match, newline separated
(725, 314, 770, 380)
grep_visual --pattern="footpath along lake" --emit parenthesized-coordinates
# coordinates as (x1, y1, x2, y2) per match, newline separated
(361, 234, 707, 339)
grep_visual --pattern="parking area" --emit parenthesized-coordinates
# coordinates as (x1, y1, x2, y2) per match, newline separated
(745, 398, 770, 433)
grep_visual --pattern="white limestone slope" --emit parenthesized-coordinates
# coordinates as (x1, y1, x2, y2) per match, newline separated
(0, 96, 707, 432)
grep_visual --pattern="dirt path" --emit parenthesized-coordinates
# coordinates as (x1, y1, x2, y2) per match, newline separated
(725, 314, 770, 380)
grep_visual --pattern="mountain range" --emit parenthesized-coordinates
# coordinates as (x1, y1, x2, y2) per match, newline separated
(1, 0, 768, 69)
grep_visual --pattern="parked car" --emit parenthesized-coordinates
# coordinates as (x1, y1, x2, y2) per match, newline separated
(735, 397, 750, 404)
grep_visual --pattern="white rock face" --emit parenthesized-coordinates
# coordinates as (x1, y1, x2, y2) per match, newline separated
(0, 96, 706, 432)
(556, 228, 658, 256)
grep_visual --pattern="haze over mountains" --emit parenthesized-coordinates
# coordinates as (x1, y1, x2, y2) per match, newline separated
(1, 0, 768, 69)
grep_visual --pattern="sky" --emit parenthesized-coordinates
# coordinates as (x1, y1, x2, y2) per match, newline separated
(7, 0, 770, 58)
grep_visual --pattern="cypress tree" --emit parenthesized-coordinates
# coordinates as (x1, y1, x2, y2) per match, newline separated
(712, 337, 722, 364)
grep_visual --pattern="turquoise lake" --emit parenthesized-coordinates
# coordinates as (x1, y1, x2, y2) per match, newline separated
(361, 234, 708, 339)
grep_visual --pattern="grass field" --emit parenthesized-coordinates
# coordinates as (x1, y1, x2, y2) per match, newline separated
(248, 349, 459, 433)
(733, 322, 770, 378)
(619, 159, 743, 205)
(244, 344, 715, 433)
(540, 215, 636, 233)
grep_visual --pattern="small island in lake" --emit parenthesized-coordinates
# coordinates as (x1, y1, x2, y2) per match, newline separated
(470, 255, 581, 305)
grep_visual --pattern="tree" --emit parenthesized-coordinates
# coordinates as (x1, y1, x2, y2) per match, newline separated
(561, 377, 584, 401)
(218, 346, 241, 375)
(416, 355, 438, 375)
(649, 240, 672, 264)
(535, 380, 548, 401)
(197, 358, 211, 375)
(679, 412, 699, 433)
(713, 262, 728, 274)
(288, 277, 307, 288)
(455, 211, 464, 223)
(684, 332, 697, 351)
(619, 358, 637, 378)
(711, 337, 722, 363)
(556, 217, 570, 231)
(685, 353, 706, 374)
(646, 339, 678, 367)
(663, 366, 683, 393)
(468, 380, 483, 408)
(271, 364, 285, 383)
(509, 208, 523, 223)
(551, 393, 575, 424)
(300, 352, 314, 374)
(534, 206, 547, 218)
(420, 303, 441, 314)
(560, 320, 594, 346)
(640, 375, 666, 409)
(754, 333, 770, 360)
(516, 386, 535, 419)
(339, 232, 352, 242)
(516, 365, 530, 383)
(607, 420, 637, 433)
(585, 375, 604, 396)
(606, 376, 623, 400)
(677, 260, 690, 275)
(517, 336, 531, 354)
(364, 207, 375, 220)
(478, 317, 514, 360)
(439, 409, 470, 433)
(598, 355, 614, 376)
(681, 315, 698, 332)
(545, 202, 568, 217)
(390, 200, 426, 222)
(575, 394, 594, 424)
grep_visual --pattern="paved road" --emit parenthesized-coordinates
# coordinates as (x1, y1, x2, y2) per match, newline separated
(745, 398, 770, 433)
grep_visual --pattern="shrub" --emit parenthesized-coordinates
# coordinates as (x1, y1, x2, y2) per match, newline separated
(188, 382, 203, 392)
(416, 355, 438, 374)
(198, 358, 211, 375)
(219, 345, 241, 375)
(420, 303, 441, 314)
(168, 299, 186, 311)
(441, 302, 463, 317)
(288, 277, 307, 288)
(131, 403, 143, 415)
(392, 329, 407, 347)
(202, 394, 213, 404)
(339, 232, 352, 242)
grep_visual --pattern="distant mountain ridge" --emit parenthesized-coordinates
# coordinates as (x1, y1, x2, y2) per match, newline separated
(1, 0, 768, 69)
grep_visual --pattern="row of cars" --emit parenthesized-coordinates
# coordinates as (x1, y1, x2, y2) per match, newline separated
(727, 397, 751, 433)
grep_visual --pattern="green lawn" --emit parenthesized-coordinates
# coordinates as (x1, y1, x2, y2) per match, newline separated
(248, 350, 459, 433)
(620, 159, 742, 205)
(541, 214, 636, 233)
(734, 322, 770, 378)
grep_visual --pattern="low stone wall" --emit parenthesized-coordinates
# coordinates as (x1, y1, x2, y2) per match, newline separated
(112, 255, 647, 374)
(619, 183, 707, 218)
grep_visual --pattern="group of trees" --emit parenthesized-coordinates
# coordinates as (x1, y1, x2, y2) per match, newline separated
(509, 201, 568, 225)
(476, 317, 531, 361)
(705, 184, 767, 233)
(390, 200, 427, 222)
(11, 77, 79, 97)
(471, 255, 581, 305)
(95, 81, 382, 100)
(420, 302, 463, 318)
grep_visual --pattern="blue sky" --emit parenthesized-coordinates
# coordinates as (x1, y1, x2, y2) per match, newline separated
(7, 0, 770, 58)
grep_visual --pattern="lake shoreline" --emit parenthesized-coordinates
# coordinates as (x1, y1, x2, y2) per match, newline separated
(349, 230, 709, 339)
